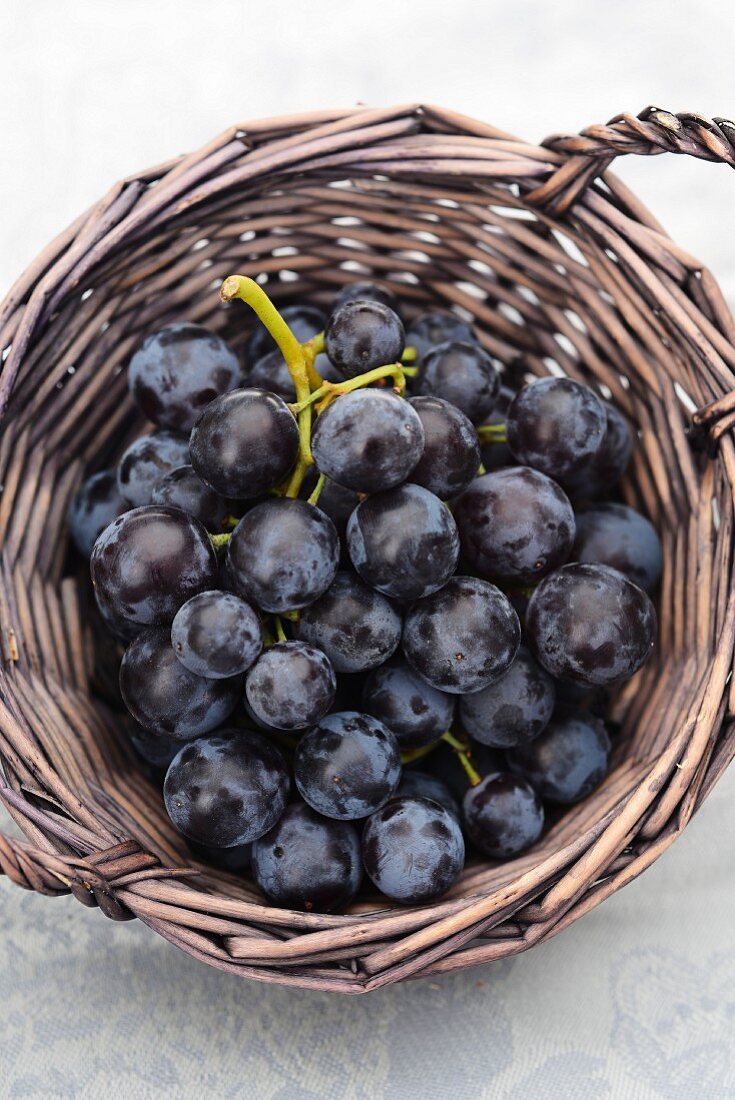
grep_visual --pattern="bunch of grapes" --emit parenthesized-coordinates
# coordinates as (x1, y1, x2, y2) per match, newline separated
(69, 275, 660, 914)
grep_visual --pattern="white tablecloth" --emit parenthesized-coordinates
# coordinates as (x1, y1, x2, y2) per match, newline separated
(1, 2, 735, 1096)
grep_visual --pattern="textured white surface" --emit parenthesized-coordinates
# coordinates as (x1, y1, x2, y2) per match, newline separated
(1, 1, 735, 1096)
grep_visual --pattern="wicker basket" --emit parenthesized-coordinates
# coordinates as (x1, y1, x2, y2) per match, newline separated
(1, 104, 735, 994)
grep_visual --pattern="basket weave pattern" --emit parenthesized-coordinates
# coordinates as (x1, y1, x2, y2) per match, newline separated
(1, 104, 735, 993)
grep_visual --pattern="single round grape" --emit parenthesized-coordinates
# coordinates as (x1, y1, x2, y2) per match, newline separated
(402, 576, 520, 694)
(392, 771, 460, 821)
(228, 498, 339, 613)
(151, 464, 228, 531)
(245, 641, 336, 730)
(126, 720, 180, 769)
(406, 310, 478, 362)
(479, 384, 516, 472)
(507, 710, 611, 804)
(128, 323, 240, 433)
(325, 300, 405, 379)
(252, 802, 362, 912)
(463, 773, 544, 858)
(94, 588, 143, 641)
(346, 483, 459, 601)
(164, 730, 289, 846)
(311, 389, 424, 493)
(459, 646, 555, 749)
(333, 281, 400, 314)
(247, 346, 341, 401)
(171, 590, 262, 679)
(560, 401, 633, 500)
(506, 377, 607, 479)
(526, 563, 657, 686)
(423, 740, 505, 800)
(295, 571, 402, 673)
(454, 467, 575, 585)
(91, 505, 217, 626)
(189, 388, 299, 499)
(68, 469, 127, 557)
(246, 304, 326, 364)
(294, 711, 401, 820)
(572, 503, 662, 593)
(187, 838, 252, 871)
(362, 796, 465, 903)
(408, 396, 481, 499)
(120, 627, 242, 738)
(362, 658, 455, 749)
(117, 431, 190, 510)
(417, 342, 500, 425)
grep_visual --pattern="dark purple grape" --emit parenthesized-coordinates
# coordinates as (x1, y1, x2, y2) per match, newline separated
(479, 384, 516, 472)
(295, 571, 402, 673)
(227, 498, 339, 613)
(402, 576, 520, 694)
(151, 464, 228, 531)
(247, 346, 341, 400)
(454, 467, 575, 585)
(506, 377, 606, 479)
(333, 281, 400, 314)
(408, 396, 481, 499)
(128, 323, 240, 433)
(417, 341, 500, 425)
(325, 300, 405, 379)
(67, 469, 127, 557)
(294, 712, 401, 820)
(246, 304, 326, 364)
(189, 388, 299, 499)
(526, 563, 657, 686)
(459, 646, 555, 749)
(94, 588, 143, 641)
(116, 430, 190, 508)
(171, 590, 262, 679)
(362, 658, 455, 749)
(91, 506, 217, 626)
(187, 838, 252, 871)
(507, 710, 611, 804)
(392, 771, 460, 821)
(120, 627, 241, 738)
(311, 390, 424, 494)
(422, 740, 504, 800)
(126, 721, 180, 769)
(572, 503, 662, 593)
(406, 310, 478, 362)
(463, 773, 544, 858)
(346, 483, 459, 600)
(245, 641, 336, 730)
(560, 402, 633, 500)
(164, 730, 289, 846)
(362, 796, 464, 903)
(252, 801, 362, 911)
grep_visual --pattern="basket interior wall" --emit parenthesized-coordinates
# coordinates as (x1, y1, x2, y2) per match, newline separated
(0, 171, 730, 911)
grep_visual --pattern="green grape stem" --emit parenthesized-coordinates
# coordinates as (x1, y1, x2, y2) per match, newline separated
(307, 472, 328, 506)
(220, 275, 315, 497)
(209, 532, 231, 551)
(441, 731, 482, 787)
(289, 362, 407, 416)
(477, 423, 507, 444)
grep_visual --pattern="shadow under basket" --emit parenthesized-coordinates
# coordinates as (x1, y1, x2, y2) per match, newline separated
(2, 104, 735, 994)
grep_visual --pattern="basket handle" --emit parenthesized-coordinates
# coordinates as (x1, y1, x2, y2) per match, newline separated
(527, 106, 735, 215)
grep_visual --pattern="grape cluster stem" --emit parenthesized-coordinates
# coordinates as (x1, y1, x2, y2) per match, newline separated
(220, 275, 413, 499)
